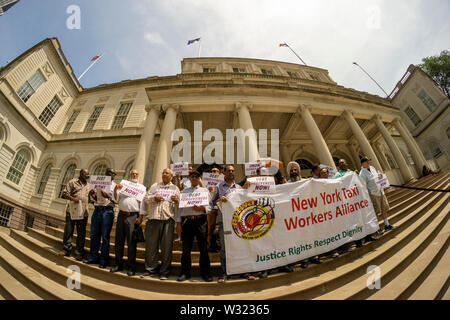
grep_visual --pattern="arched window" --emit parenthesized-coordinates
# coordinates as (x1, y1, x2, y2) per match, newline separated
(58, 164, 76, 198)
(124, 161, 134, 180)
(6, 149, 31, 184)
(36, 164, 52, 195)
(93, 163, 108, 176)
(296, 159, 313, 170)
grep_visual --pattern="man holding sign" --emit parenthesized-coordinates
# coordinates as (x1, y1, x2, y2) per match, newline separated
(176, 170, 212, 282)
(110, 169, 145, 276)
(359, 158, 395, 233)
(85, 168, 117, 268)
(140, 168, 180, 280)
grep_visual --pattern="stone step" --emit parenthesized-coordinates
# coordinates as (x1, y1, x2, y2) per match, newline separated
(315, 199, 450, 299)
(368, 223, 449, 300)
(234, 181, 449, 299)
(0, 264, 42, 300)
(18, 228, 222, 276)
(42, 226, 220, 262)
(408, 240, 450, 300)
(0, 241, 92, 300)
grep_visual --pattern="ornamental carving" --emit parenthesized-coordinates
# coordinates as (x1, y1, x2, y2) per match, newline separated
(41, 62, 54, 78)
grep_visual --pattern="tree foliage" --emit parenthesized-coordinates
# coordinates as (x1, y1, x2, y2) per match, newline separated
(418, 50, 450, 98)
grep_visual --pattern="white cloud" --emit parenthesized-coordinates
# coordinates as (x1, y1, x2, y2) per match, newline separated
(144, 32, 166, 45)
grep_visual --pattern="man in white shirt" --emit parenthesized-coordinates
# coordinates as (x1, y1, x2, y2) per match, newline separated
(359, 158, 395, 233)
(140, 168, 180, 280)
(110, 169, 145, 276)
(176, 170, 212, 282)
(84, 168, 117, 268)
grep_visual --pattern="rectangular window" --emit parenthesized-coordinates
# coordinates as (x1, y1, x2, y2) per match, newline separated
(38, 95, 63, 127)
(0, 202, 13, 227)
(233, 67, 245, 73)
(63, 110, 80, 133)
(84, 106, 104, 132)
(404, 106, 422, 126)
(417, 89, 437, 112)
(111, 102, 133, 129)
(431, 145, 442, 158)
(203, 68, 216, 73)
(16, 70, 46, 102)
(261, 69, 273, 75)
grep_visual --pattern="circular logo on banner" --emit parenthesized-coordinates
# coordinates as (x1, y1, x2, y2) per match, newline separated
(232, 197, 275, 240)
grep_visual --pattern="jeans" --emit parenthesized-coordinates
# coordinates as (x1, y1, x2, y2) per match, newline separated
(62, 212, 88, 256)
(218, 221, 226, 276)
(89, 206, 115, 264)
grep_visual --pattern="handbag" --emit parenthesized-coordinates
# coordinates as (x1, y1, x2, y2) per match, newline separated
(132, 224, 145, 242)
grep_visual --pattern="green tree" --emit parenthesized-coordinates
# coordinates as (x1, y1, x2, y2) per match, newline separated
(418, 50, 450, 98)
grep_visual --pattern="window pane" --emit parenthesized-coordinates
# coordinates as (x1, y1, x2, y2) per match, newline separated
(59, 164, 76, 198)
(84, 107, 103, 132)
(111, 103, 132, 129)
(16, 70, 46, 103)
(405, 106, 421, 126)
(39, 96, 62, 127)
(93, 164, 108, 175)
(0, 203, 13, 227)
(28, 70, 46, 91)
(16, 82, 35, 102)
(37, 164, 52, 195)
(417, 90, 437, 112)
(7, 149, 31, 185)
(63, 110, 80, 133)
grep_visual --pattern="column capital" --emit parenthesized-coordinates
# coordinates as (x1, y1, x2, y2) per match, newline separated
(235, 102, 253, 112)
(298, 104, 312, 114)
(145, 104, 160, 113)
(342, 109, 354, 118)
(162, 104, 180, 113)
(373, 114, 383, 121)
(392, 117, 402, 125)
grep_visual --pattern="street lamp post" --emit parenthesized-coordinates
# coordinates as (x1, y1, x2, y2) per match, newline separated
(352, 62, 389, 97)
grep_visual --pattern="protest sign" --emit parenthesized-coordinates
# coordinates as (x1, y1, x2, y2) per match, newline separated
(247, 176, 276, 193)
(89, 175, 111, 190)
(171, 162, 189, 176)
(179, 188, 210, 208)
(202, 172, 224, 187)
(153, 185, 178, 200)
(119, 180, 146, 202)
(245, 162, 263, 176)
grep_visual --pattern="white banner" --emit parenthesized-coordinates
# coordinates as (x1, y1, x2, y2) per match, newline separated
(119, 180, 146, 202)
(153, 185, 178, 200)
(171, 162, 189, 176)
(89, 175, 111, 190)
(202, 172, 224, 187)
(220, 172, 379, 275)
(245, 162, 263, 176)
(247, 176, 276, 193)
(179, 188, 210, 208)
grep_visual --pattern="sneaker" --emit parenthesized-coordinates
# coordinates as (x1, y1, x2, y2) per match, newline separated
(177, 274, 191, 282)
(376, 229, 384, 236)
(384, 224, 395, 231)
(217, 276, 227, 283)
(160, 274, 169, 281)
(140, 270, 157, 278)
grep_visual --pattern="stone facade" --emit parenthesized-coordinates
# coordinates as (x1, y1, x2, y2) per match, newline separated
(0, 38, 436, 230)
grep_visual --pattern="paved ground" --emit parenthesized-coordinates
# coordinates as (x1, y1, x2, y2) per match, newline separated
(0, 226, 10, 235)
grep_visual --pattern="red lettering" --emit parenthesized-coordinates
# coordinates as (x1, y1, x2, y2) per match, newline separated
(308, 196, 318, 208)
(291, 198, 301, 212)
(284, 217, 298, 230)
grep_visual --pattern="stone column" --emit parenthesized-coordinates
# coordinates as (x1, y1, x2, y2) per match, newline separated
(343, 110, 382, 172)
(135, 105, 160, 184)
(347, 142, 362, 170)
(392, 118, 428, 176)
(373, 143, 391, 171)
(374, 115, 414, 182)
(235, 102, 259, 162)
(151, 104, 179, 185)
(299, 105, 336, 169)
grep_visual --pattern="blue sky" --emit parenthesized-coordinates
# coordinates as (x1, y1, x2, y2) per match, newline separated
(1, 0, 449, 97)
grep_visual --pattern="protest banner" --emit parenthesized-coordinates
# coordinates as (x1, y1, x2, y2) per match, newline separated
(179, 188, 210, 208)
(170, 162, 189, 176)
(153, 185, 178, 200)
(247, 176, 276, 193)
(202, 172, 224, 187)
(119, 180, 146, 202)
(245, 162, 263, 176)
(219, 172, 379, 275)
(375, 174, 390, 189)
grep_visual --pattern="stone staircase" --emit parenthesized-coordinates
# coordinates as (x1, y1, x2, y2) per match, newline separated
(0, 172, 448, 300)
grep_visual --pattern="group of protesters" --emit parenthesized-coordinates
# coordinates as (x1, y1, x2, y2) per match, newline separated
(59, 157, 394, 283)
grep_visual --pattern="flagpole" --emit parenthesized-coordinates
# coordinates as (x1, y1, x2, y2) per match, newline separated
(78, 55, 103, 81)
(352, 62, 389, 97)
(282, 42, 307, 66)
(198, 39, 202, 57)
